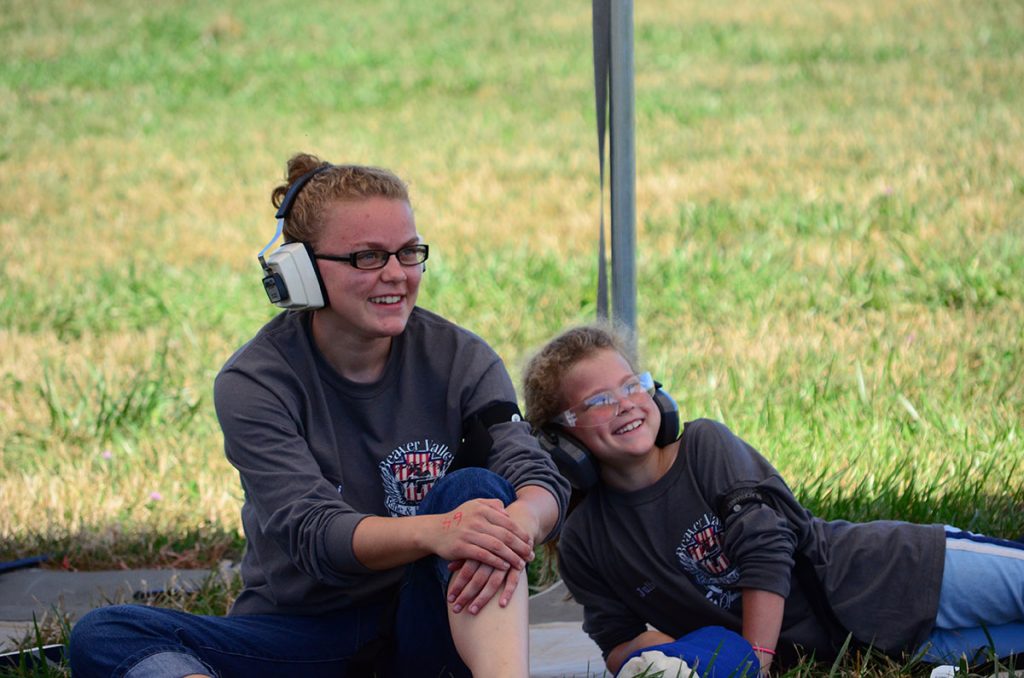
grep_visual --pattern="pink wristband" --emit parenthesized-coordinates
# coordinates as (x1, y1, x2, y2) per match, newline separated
(752, 646, 776, 656)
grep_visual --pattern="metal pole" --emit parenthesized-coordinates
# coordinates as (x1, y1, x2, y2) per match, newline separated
(610, 0, 637, 342)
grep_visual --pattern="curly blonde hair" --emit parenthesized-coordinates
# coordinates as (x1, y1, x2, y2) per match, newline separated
(521, 322, 637, 428)
(270, 152, 410, 246)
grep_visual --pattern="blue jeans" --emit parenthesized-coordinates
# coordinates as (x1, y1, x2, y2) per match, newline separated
(917, 527, 1024, 664)
(69, 468, 517, 678)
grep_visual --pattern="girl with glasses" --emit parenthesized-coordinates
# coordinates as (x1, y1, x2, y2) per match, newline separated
(69, 154, 570, 678)
(522, 323, 1024, 677)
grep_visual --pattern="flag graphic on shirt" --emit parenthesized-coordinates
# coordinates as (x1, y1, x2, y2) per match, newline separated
(675, 512, 741, 609)
(687, 524, 733, 575)
(392, 452, 446, 502)
(380, 439, 453, 517)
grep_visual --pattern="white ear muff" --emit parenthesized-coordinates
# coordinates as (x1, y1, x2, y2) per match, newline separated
(257, 164, 335, 310)
(263, 243, 325, 309)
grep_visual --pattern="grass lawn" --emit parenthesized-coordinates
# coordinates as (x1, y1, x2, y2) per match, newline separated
(1, 0, 1022, 675)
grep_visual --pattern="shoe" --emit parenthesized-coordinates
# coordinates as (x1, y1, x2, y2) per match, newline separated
(617, 650, 693, 678)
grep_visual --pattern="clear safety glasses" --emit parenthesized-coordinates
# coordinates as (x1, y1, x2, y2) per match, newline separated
(553, 372, 655, 428)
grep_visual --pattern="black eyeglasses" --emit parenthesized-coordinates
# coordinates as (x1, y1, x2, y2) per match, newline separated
(314, 244, 429, 270)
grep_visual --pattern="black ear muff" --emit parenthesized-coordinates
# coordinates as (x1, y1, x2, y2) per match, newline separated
(535, 426, 600, 491)
(653, 381, 681, 448)
(257, 165, 334, 310)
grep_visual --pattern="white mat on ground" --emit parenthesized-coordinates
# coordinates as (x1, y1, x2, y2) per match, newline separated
(529, 621, 607, 677)
(528, 580, 607, 677)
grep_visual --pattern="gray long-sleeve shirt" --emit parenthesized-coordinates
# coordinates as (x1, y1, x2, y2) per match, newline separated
(215, 307, 569, 616)
(558, 418, 944, 661)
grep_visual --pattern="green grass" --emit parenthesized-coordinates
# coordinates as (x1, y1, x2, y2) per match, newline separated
(4, 577, 1021, 678)
(1, 0, 1023, 675)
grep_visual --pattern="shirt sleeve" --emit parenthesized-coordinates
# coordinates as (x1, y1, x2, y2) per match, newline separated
(462, 358, 571, 542)
(215, 366, 373, 586)
(687, 419, 800, 598)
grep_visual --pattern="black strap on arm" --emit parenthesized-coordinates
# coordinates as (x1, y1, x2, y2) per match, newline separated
(450, 401, 524, 472)
(717, 487, 765, 518)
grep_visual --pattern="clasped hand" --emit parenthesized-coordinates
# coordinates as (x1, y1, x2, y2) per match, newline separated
(431, 498, 535, 615)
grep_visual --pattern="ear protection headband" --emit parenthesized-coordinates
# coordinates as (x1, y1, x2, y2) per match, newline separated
(536, 381, 681, 491)
(257, 165, 334, 310)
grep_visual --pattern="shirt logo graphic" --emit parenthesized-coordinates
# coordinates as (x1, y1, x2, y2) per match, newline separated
(675, 513, 741, 609)
(380, 439, 453, 516)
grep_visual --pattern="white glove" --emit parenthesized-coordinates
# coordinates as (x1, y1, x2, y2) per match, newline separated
(617, 650, 694, 678)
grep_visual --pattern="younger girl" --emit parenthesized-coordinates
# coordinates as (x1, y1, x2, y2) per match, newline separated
(522, 323, 1024, 676)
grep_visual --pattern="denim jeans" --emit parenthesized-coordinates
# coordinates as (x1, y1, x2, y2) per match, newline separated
(917, 527, 1024, 664)
(69, 468, 517, 678)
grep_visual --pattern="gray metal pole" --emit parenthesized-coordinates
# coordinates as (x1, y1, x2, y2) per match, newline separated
(610, 0, 637, 341)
